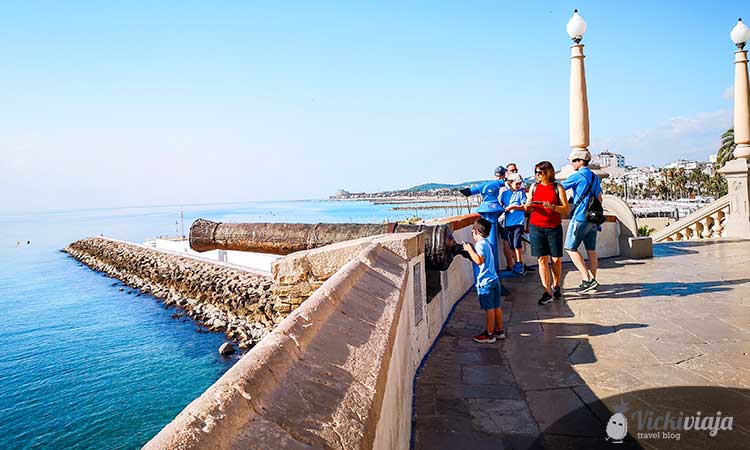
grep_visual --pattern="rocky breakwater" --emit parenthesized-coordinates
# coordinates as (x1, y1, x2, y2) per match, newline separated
(64, 237, 288, 350)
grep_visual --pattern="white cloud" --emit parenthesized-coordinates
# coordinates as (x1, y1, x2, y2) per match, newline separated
(592, 109, 731, 166)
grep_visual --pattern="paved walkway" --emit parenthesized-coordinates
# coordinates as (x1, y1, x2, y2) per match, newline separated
(413, 239, 750, 450)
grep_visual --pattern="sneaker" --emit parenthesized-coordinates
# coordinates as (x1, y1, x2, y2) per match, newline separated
(512, 262, 524, 275)
(537, 292, 553, 305)
(473, 331, 496, 344)
(494, 328, 506, 339)
(575, 280, 592, 292)
(582, 279, 599, 292)
(553, 286, 562, 300)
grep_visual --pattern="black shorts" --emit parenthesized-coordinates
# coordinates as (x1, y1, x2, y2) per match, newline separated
(498, 226, 508, 241)
(505, 225, 524, 249)
(529, 224, 563, 258)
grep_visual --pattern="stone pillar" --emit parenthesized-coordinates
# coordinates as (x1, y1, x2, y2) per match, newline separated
(733, 49, 750, 158)
(558, 43, 594, 182)
(719, 48, 750, 238)
(570, 43, 590, 153)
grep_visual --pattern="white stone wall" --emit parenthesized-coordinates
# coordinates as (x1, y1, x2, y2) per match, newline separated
(373, 223, 475, 450)
(146, 238, 280, 274)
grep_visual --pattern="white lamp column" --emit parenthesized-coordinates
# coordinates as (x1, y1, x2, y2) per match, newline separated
(568, 9, 589, 154)
(558, 10, 608, 180)
(719, 18, 750, 237)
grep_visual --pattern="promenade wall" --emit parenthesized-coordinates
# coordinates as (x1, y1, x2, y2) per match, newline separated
(65, 206, 633, 449)
(144, 216, 477, 450)
(142, 211, 634, 449)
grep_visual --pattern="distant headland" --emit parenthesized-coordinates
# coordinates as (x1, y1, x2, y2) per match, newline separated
(330, 181, 483, 201)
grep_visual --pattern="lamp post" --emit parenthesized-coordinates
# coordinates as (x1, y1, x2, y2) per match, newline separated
(730, 19, 750, 159)
(719, 18, 750, 237)
(568, 9, 589, 155)
(558, 10, 609, 181)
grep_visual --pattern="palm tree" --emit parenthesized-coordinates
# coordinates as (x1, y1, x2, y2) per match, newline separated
(708, 174, 728, 197)
(660, 168, 679, 200)
(676, 168, 688, 198)
(717, 128, 736, 169)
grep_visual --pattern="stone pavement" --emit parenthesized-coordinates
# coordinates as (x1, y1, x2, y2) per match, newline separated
(413, 239, 750, 450)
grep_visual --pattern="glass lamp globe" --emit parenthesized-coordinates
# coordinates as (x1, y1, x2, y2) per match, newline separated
(566, 9, 587, 42)
(730, 18, 750, 48)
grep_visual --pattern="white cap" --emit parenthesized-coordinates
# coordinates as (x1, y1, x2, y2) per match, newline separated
(507, 173, 523, 183)
(568, 149, 592, 161)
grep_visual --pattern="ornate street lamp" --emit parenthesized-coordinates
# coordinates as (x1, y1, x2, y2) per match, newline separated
(730, 18, 750, 159)
(567, 9, 589, 156)
(558, 10, 608, 180)
(719, 18, 750, 237)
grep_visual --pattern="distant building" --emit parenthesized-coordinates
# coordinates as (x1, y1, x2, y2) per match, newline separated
(593, 150, 625, 169)
(664, 159, 709, 171)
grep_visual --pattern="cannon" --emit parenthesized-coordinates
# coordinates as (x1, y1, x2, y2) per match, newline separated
(189, 218, 470, 271)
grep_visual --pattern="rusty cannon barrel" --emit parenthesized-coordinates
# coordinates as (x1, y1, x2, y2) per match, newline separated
(189, 218, 469, 271)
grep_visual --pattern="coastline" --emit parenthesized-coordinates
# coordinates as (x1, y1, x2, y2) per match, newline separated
(64, 237, 282, 350)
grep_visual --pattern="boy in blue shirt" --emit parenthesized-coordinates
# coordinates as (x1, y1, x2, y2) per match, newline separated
(500, 173, 528, 274)
(463, 218, 505, 343)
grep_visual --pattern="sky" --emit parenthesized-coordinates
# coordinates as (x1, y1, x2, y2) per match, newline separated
(0, 0, 746, 212)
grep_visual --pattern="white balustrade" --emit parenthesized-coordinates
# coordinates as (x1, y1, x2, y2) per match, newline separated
(652, 196, 731, 243)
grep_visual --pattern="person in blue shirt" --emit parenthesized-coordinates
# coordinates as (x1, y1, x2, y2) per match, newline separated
(499, 173, 527, 274)
(462, 218, 504, 343)
(561, 149, 603, 293)
(499, 162, 521, 271)
(459, 165, 506, 274)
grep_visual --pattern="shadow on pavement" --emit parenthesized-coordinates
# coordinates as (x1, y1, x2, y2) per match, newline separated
(530, 386, 750, 449)
(413, 245, 750, 450)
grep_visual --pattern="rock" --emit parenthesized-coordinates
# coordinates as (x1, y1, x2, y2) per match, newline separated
(218, 342, 235, 355)
(63, 236, 286, 346)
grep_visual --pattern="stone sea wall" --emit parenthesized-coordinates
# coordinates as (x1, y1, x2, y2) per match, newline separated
(64, 237, 286, 349)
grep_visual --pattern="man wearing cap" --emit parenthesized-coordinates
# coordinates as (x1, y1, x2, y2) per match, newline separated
(460, 166, 507, 274)
(562, 150, 603, 293)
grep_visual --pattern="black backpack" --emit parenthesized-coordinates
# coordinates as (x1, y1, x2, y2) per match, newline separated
(574, 173, 606, 225)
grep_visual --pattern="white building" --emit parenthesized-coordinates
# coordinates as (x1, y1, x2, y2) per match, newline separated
(594, 150, 626, 169)
(663, 158, 714, 175)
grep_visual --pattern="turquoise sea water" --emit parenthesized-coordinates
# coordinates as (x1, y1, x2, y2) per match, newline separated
(0, 200, 458, 450)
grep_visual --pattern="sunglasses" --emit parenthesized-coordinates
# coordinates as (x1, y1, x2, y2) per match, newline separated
(535, 170, 544, 175)
(572, 158, 583, 163)
(508, 169, 518, 173)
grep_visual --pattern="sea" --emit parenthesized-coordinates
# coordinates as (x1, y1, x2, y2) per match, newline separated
(0, 200, 460, 450)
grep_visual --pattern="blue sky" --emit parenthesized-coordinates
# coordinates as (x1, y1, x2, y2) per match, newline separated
(0, 0, 745, 211)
